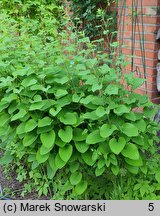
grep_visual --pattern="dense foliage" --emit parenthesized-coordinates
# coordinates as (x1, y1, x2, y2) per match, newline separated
(0, 0, 64, 37)
(0, 1, 159, 200)
(68, 0, 117, 40)
(0, 12, 160, 199)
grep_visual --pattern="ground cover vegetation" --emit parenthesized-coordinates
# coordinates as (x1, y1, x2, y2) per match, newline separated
(0, 0, 160, 199)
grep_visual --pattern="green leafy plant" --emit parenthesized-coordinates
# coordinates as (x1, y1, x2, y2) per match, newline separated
(0, 10, 159, 199)
(67, 0, 117, 40)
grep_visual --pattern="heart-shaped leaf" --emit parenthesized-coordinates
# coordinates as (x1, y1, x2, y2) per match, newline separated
(40, 130, 55, 149)
(59, 112, 77, 125)
(95, 106, 106, 117)
(48, 155, 58, 171)
(121, 123, 138, 137)
(86, 130, 105, 144)
(23, 132, 38, 147)
(36, 149, 49, 164)
(95, 167, 105, 176)
(114, 105, 130, 115)
(49, 107, 61, 117)
(16, 122, 26, 135)
(59, 144, 73, 162)
(134, 119, 146, 132)
(55, 89, 68, 98)
(11, 109, 27, 121)
(75, 141, 89, 153)
(74, 180, 88, 195)
(109, 137, 126, 155)
(126, 164, 139, 174)
(100, 124, 117, 138)
(121, 143, 139, 160)
(81, 150, 95, 166)
(73, 128, 87, 141)
(38, 117, 52, 127)
(111, 165, 119, 175)
(125, 157, 143, 167)
(40, 145, 53, 155)
(55, 154, 66, 169)
(58, 126, 73, 143)
(25, 119, 37, 133)
(70, 171, 82, 185)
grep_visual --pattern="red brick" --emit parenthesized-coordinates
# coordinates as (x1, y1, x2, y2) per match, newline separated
(133, 58, 158, 68)
(122, 48, 158, 59)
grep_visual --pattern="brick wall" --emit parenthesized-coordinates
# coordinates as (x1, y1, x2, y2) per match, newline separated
(118, 0, 160, 103)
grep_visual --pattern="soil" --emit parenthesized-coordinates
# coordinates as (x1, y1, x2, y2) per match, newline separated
(0, 163, 50, 200)
(0, 151, 48, 200)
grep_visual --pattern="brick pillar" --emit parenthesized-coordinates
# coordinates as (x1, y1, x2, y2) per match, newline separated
(118, 0, 160, 103)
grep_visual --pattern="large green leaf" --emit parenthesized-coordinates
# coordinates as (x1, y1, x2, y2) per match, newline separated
(80, 95, 94, 104)
(73, 128, 88, 141)
(75, 141, 89, 153)
(111, 165, 119, 175)
(11, 109, 27, 121)
(0, 101, 9, 112)
(86, 130, 105, 144)
(21, 77, 37, 87)
(29, 101, 45, 111)
(131, 136, 144, 146)
(54, 76, 69, 84)
(55, 89, 68, 98)
(134, 119, 146, 132)
(100, 124, 117, 138)
(36, 149, 49, 164)
(105, 84, 118, 95)
(49, 107, 61, 117)
(59, 112, 77, 125)
(47, 164, 56, 179)
(74, 180, 88, 195)
(95, 167, 105, 177)
(59, 144, 73, 162)
(8, 101, 18, 114)
(1, 93, 17, 103)
(125, 157, 143, 167)
(81, 150, 95, 166)
(24, 119, 37, 133)
(121, 143, 139, 160)
(69, 162, 79, 173)
(37, 125, 53, 134)
(109, 137, 126, 155)
(121, 123, 138, 137)
(82, 111, 99, 121)
(114, 105, 130, 115)
(48, 155, 58, 171)
(16, 122, 26, 134)
(95, 106, 106, 117)
(23, 132, 38, 147)
(40, 130, 56, 149)
(126, 164, 139, 174)
(55, 96, 71, 108)
(70, 171, 82, 186)
(0, 113, 10, 127)
(38, 117, 52, 127)
(55, 154, 66, 169)
(55, 136, 66, 147)
(40, 145, 53, 155)
(58, 126, 73, 143)
(124, 112, 137, 121)
(92, 82, 102, 92)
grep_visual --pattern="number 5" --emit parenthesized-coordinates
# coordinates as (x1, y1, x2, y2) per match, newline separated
(148, 203, 154, 211)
